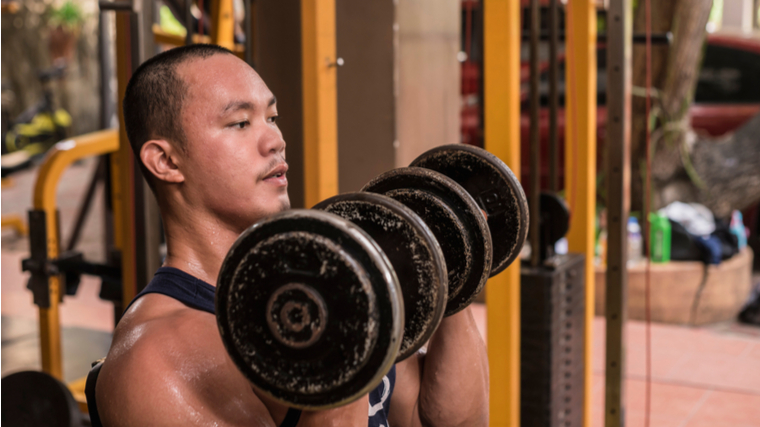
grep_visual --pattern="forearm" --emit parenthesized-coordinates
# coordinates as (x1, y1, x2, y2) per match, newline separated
(418, 306, 489, 427)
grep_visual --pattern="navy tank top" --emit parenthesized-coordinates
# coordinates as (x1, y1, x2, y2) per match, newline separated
(127, 267, 396, 427)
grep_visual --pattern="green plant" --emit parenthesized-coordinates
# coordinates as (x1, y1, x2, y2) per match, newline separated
(47, 1, 84, 32)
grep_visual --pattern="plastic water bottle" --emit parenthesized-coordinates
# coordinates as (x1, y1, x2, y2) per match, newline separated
(627, 217, 643, 265)
(730, 210, 747, 249)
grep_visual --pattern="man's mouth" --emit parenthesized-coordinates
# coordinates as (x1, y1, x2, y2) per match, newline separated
(263, 163, 289, 182)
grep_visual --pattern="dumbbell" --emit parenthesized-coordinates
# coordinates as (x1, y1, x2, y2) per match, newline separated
(216, 145, 528, 410)
(312, 192, 447, 363)
(217, 209, 404, 409)
(363, 144, 529, 314)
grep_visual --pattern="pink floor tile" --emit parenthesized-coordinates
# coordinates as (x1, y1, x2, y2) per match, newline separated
(622, 412, 684, 427)
(625, 345, 690, 379)
(687, 390, 760, 426)
(748, 343, 760, 361)
(666, 353, 760, 394)
(682, 420, 760, 427)
(623, 379, 709, 419)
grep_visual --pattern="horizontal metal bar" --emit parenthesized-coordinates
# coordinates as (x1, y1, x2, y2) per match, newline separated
(520, 32, 671, 45)
(54, 251, 122, 282)
(98, 0, 133, 11)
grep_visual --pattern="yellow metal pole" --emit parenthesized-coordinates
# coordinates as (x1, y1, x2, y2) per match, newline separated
(1, 214, 27, 236)
(565, 1, 597, 427)
(115, 12, 137, 305)
(39, 278, 62, 379)
(31, 129, 119, 379)
(301, 0, 338, 208)
(210, 0, 236, 50)
(483, 1, 521, 426)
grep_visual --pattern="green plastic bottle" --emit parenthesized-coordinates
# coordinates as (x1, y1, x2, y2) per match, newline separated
(649, 212, 671, 263)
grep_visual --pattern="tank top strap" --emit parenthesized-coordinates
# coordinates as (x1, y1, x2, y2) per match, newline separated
(125, 267, 216, 314)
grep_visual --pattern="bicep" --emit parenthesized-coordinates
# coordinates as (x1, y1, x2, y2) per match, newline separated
(388, 351, 424, 427)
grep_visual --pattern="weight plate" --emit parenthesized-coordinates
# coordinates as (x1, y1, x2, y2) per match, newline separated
(314, 192, 447, 362)
(540, 192, 570, 247)
(363, 167, 492, 316)
(410, 144, 529, 276)
(217, 210, 403, 410)
(1, 370, 82, 427)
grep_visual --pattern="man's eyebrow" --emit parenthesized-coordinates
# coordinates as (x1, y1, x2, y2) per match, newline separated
(221, 101, 255, 115)
(268, 96, 277, 107)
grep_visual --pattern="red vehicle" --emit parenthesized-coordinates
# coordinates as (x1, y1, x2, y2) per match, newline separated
(460, 23, 760, 188)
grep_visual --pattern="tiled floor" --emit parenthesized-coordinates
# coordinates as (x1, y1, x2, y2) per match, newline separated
(471, 304, 760, 427)
(3, 160, 760, 425)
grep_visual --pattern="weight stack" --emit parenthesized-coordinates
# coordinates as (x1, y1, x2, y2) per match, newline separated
(521, 253, 585, 427)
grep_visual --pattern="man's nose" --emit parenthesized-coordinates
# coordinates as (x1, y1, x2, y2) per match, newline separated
(260, 127, 286, 156)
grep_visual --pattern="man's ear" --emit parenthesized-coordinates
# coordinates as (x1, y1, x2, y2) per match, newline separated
(140, 139, 185, 184)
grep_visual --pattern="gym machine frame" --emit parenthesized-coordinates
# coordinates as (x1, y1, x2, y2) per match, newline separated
(21, 129, 120, 411)
(18, 0, 248, 414)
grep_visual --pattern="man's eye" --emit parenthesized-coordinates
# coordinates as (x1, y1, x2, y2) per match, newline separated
(269, 115, 279, 123)
(233, 121, 249, 129)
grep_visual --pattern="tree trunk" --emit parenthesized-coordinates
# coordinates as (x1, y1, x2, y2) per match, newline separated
(683, 114, 760, 217)
(628, 0, 760, 220)
(630, 1, 677, 213)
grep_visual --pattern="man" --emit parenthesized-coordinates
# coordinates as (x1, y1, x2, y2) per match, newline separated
(95, 44, 489, 426)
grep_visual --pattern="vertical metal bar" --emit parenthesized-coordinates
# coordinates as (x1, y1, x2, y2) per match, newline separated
(244, 0, 254, 66)
(301, 0, 338, 207)
(114, 11, 137, 307)
(604, 0, 632, 426)
(484, 0, 521, 425)
(211, 0, 235, 49)
(548, 0, 559, 192)
(564, 1, 597, 426)
(131, 2, 161, 292)
(185, 0, 194, 45)
(37, 208, 63, 379)
(66, 157, 104, 252)
(99, 10, 116, 130)
(529, 0, 541, 266)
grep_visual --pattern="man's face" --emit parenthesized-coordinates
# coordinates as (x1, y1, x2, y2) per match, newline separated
(176, 54, 290, 232)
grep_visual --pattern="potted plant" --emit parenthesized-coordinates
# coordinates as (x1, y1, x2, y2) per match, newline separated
(47, 1, 84, 61)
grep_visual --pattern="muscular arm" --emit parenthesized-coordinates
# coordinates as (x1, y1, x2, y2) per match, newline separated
(97, 295, 377, 427)
(389, 306, 489, 427)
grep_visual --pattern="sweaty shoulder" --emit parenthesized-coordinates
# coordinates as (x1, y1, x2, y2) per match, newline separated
(96, 294, 277, 427)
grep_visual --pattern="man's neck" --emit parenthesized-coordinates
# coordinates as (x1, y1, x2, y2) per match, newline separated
(161, 207, 243, 287)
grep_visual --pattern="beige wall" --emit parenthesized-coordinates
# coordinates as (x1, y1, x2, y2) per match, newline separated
(335, 0, 461, 190)
(336, 0, 396, 193)
(395, 0, 461, 167)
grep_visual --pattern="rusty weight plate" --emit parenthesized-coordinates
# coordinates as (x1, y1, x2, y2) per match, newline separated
(363, 167, 492, 316)
(216, 210, 403, 410)
(410, 144, 529, 276)
(314, 192, 447, 362)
